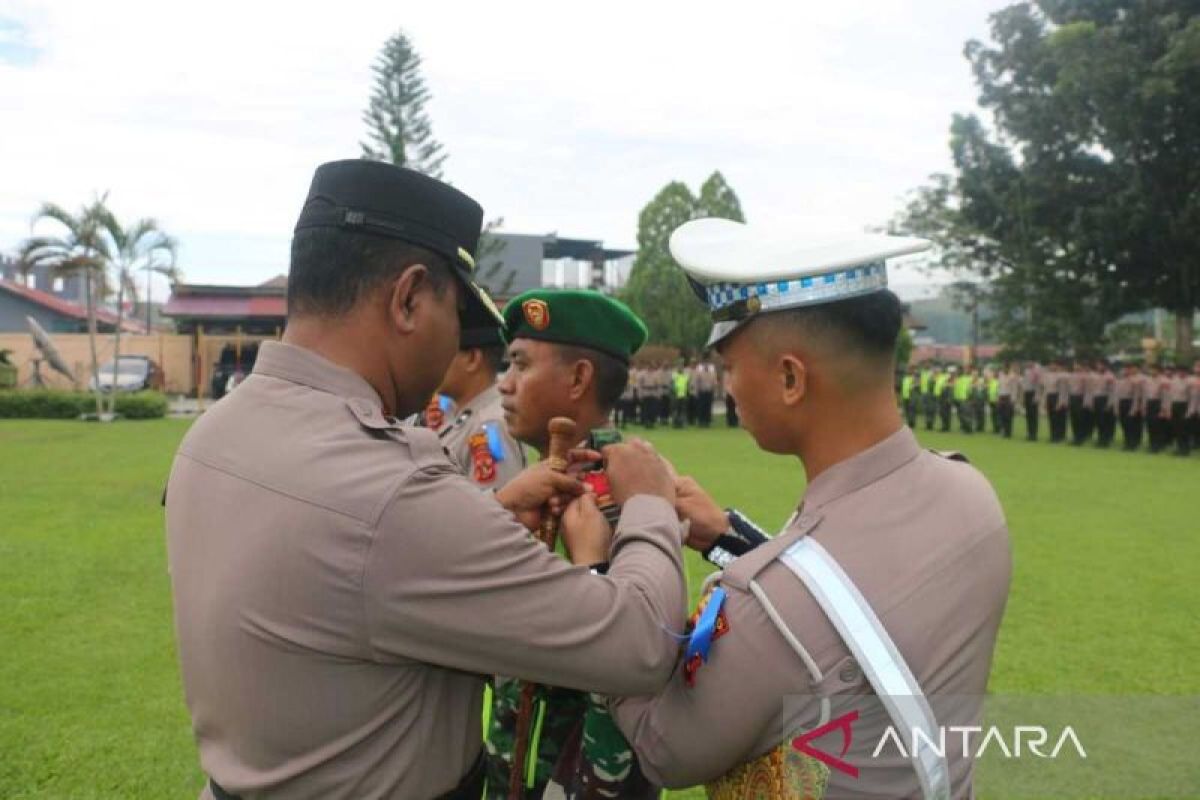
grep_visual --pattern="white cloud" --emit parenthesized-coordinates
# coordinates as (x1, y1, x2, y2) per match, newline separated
(0, 0, 1008, 297)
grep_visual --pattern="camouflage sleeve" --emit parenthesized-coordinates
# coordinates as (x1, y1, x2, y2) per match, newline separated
(581, 693, 639, 789)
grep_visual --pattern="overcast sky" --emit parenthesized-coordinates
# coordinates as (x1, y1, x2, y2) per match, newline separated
(0, 0, 1011, 300)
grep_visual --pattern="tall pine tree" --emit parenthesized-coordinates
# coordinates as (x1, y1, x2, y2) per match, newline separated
(359, 30, 515, 296)
(361, 30, 446, 177)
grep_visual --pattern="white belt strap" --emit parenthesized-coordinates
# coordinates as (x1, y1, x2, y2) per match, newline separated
(780, 537, 951, 800)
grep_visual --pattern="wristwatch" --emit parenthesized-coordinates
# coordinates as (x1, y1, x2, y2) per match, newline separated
(701, 508, 771, 567)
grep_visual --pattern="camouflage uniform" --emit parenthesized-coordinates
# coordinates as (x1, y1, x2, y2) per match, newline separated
(485, 678, 658, 799)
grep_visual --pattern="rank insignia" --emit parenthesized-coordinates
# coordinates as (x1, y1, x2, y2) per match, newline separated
(522, 298, 551, 330)
(424, 394, 448, 431)
(684, 585, 730, 687)
(468, 431, 497, 484)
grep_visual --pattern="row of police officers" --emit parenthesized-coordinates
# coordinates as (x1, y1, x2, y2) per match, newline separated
(901, 360, 1200, 456)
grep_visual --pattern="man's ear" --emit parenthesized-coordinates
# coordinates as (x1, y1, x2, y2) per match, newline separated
(568, 358, 595, 402)
(385, 264, 430, 334)
(780, 353, 807, 406)
(463, 348, 483, 374)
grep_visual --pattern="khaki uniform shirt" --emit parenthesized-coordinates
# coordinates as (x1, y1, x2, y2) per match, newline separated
(1020, 365, 1042, 401)
(1044, 370, 1068, 408)
(636, 369, 652, 396)
(166, 342, 687, 800)
(612, 428, 1011, 797)
(998, 373, 1020, 398)
(1165, 375, 1190, 405)
(1086, 370, 1115, 399)
(1189, 376, 1200, 417)
(438, 384, 525, 489)
(1067, 371, 1085, 398)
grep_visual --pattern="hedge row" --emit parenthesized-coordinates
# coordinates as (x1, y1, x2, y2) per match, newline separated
(0, 390, 169, 419)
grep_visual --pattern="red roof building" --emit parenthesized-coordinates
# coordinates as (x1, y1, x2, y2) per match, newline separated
(0, 278, 146, 334)
(163, 277, 287, 334)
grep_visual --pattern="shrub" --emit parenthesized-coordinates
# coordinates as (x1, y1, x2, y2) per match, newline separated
(113, 392, 169, 419)
(0, 390, 168, 420)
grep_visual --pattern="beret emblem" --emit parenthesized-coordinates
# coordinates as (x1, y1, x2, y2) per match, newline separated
(522, 299, 551, 331)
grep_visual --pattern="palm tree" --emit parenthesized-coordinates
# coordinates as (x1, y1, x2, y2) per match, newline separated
(94, 209, 176, 414)
(17, 198, 113, 417)
(140, 260, 182, 332)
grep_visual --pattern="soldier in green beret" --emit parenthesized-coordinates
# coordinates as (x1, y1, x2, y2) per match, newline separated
(488, 288, 660, 800)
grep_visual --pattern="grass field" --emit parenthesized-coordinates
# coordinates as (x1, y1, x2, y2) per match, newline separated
(1, 417, 1198, 798)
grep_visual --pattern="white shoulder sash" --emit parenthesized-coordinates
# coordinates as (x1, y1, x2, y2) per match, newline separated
(779, 536, 950, 800)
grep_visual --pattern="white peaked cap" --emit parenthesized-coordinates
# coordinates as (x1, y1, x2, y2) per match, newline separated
(669, 218, 931, 347)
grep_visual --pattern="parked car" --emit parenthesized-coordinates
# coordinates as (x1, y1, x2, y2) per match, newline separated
(210, 343, 259, 400)
(91, 355, 164, 393)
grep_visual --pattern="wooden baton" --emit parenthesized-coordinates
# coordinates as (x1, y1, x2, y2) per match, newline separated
(508, 416, 577, 799)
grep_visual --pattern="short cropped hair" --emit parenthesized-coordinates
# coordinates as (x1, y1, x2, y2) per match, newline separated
(288, 223, 452, 317)
(479, 343, 507, 375)
(753, 289, 904, 368)
(555, 344, 630, 413)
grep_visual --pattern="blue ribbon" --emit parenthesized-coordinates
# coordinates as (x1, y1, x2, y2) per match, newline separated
(438, 394, 453, 412)
(685, 587, 726, 664)
(484, 421, 506, 462)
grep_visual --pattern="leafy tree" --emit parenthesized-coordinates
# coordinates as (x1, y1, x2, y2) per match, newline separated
(360, 30, 446, 177)
(896, 326, 914, 368)
(622, 182, 702, 352)
(898, 2, 1200, 361)
(622, 172, 746, 353)
(696, 171, 745, 222)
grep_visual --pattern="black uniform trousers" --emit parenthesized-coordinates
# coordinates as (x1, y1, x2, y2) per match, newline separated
(923, 391, 937, 430)
(1146, 400, 1165, 452)
(1023, 390, 1039, 440)
(639, 396, 656, 428)
(1118, 399, 1143, 450)
(997, 396, 1015, 438)
(698, 390, 714, 427)
(1171, 402, 1191, 455)
(1047, 394, 1067, 442)
(1093, 395, 1115, 447)
(903, 394, 919, 429)
(1069, 394, 1091, 444)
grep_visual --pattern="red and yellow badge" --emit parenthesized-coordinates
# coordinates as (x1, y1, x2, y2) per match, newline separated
(683, 583, 731, 687)
(522, 298, 551, 331)
(468, 432, 497, 484)
(424, 394, 445, 431)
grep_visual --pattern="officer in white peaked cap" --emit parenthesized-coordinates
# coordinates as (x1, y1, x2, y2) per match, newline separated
(599, 218, 1012, 799)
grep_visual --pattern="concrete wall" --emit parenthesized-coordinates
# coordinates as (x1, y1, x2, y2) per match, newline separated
(0, 332, 196, 392)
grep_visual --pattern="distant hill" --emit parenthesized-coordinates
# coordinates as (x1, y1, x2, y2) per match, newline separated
(908, 294, 986, 345)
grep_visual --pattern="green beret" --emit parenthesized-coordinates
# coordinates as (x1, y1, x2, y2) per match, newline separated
(502, 289, 648, 363)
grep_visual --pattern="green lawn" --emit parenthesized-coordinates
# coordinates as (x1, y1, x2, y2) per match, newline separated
(1, 418, 1197, 798)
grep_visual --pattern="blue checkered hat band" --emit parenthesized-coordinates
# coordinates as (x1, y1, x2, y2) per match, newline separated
(706, 262, 888, 316)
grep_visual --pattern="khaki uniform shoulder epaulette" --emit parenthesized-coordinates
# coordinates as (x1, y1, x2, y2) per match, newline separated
(928, 449, 970, 463)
